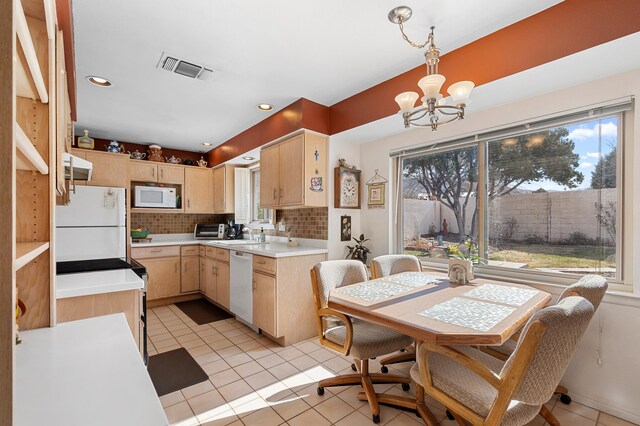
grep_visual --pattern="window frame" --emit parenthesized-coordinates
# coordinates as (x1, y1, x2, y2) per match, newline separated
(248, 166, 273, 227)
(395, 108, 631, 291)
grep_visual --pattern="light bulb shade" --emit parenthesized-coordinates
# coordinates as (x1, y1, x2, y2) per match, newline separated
(447, 81, 474, 104)
(418, 74, 446, 99)
(395, 92, 419, 112)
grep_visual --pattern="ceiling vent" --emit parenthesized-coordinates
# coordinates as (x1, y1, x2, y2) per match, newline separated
(157, 53, 213, 81)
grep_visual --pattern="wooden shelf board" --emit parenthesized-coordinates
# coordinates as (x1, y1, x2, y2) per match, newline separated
(16, 242, 49, 270)
(15, 0, 48, 103)
(15, 123, 48, 174)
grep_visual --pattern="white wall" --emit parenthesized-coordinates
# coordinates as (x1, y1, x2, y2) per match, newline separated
(352, 69, 640, 423)
(327, 139, 362, 260)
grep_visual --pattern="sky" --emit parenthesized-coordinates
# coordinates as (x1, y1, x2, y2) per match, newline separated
(518, 116, 618, 192)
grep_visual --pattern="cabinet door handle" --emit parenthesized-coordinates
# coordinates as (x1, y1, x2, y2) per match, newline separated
(152, 168, 155, 177)
(252, 279, 256, 291)
(273, 188, 277, 200)
(279, 188, 283, 199)
(187, 199, 191, 208)
(257, 261, 266, 265)
(150, 249, 161, 253)
(174, 263, 178, 273)
(161, 169, 164, 179)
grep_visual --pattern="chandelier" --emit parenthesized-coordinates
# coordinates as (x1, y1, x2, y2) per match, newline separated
(388, 6, 474, 130)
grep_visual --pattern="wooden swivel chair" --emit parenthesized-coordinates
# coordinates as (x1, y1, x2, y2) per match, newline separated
(370, 254, 422, 372)
(411, 296, 596, 426)
(480, 274, 607, 405)
(310, 260, 414, 424)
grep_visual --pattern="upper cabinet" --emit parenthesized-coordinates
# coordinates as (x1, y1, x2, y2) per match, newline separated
(129, 160, 185, 185)
(212, 164, 235, 214)
(72, 148, 129, 188)
(184, 167, 213, 213)
(260, 131, 328, 209)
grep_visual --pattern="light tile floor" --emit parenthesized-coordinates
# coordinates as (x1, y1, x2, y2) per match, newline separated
(148, 304, 637, 426)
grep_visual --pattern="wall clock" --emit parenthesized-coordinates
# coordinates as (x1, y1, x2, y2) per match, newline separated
(334, 167, 361, 209)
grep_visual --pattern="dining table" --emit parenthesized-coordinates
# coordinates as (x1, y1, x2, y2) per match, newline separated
(327, 270, 552, 423)
(328, 271, 551, 346)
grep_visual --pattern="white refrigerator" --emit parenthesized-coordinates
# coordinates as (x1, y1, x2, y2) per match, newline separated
(56, 186, 127, 261)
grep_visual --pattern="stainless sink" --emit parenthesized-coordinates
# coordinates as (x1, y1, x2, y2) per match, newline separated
(214, 240, 268, 246)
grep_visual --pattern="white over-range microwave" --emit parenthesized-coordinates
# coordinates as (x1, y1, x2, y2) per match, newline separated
(134, 186, 177, 208)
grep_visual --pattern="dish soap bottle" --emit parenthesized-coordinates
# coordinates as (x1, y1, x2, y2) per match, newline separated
(259, 227, 266, 243)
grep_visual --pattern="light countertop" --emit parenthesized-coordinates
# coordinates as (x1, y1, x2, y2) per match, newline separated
(56, 268, 144, 299)
(15, 314, 168, 426)
(131, 234, 328, 258)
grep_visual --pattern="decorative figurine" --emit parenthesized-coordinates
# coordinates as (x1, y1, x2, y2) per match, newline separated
(77, 129, 95, 149)
(165, 155, 182, 164)
(106, 140, 124, 153)
(196, 156, 208, 167)
(147, 144, 165, 162)
(128, 150, 146, 160)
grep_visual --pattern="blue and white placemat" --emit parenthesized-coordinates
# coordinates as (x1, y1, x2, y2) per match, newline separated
(383, 272, 441, 288)
(419, 297, 516, 332)
(335, 281, 412, 303)
(464, 284, 538, 307)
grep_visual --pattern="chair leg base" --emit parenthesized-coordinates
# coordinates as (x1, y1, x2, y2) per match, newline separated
(540, 404, 561, 426)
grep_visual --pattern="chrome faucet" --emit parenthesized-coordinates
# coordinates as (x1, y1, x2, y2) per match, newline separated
(242, 227, 253, 241)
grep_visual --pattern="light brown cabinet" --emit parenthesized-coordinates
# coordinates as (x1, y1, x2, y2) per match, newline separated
(217, 261, 230, 309)
(204, 247, 230, 308)
(199, 249, 206, 293)
(251, 253, 326, 345)
(140, 256, 181, 300)
(181, 245, 200, 293)
(84, 150, 130, 188)
(212, 165, 235, 213)
(185, 167, 213, 213)
(252, 271, 276, 336)
(129, 160, 185, 185)
(129, 160, 156, 182)
(260, 131, 327, 208)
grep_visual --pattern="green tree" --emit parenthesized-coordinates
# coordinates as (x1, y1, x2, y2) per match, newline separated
(591, 147, 616, 189)
(404, 127, 583, 238)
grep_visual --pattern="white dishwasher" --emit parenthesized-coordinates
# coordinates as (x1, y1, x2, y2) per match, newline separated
(230, 250, 253, 324)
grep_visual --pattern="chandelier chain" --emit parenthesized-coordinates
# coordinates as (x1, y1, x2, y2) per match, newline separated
(398, 17, 433, 49)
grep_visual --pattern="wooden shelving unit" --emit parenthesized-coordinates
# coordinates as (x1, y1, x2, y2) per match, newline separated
(15, 0, 48, 103)
(15, 242, 50, 270)
(15, 123, 48, 174)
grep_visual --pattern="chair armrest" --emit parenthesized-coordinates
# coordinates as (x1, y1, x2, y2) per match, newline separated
(417, 343, 502, 390)
(316, 308, 353, 356)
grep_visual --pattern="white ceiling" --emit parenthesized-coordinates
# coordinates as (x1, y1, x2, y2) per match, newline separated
(73, 0, 561, 152)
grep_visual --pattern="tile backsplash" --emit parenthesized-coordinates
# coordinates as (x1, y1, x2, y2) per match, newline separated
(131, 213, 233, 234)
(271, 207, 328, 240)
(131, 207, 328, 239)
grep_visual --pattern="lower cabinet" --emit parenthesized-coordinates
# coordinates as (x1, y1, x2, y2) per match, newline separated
(199, 255, 206, 293)
(217, 261, 230, 309)
(251, 253, 327, 345)
(252, 271, 276, 336)
(204, 248, 230, 309)
(141, 257, 181, 300)
(181, 255, 200, 293)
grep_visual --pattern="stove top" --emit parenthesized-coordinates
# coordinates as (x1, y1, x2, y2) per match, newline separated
(57, 257, 146, 276)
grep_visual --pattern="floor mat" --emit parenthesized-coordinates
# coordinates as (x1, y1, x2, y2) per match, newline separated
(175, 298, 233, 325)
(147, 348, 208, 396)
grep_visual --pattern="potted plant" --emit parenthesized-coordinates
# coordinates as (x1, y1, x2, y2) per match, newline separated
(447, 237, 478, 284)
(346, 234, 371, 264)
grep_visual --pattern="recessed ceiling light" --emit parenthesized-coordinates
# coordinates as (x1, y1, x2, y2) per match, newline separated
(86, 76, 112, 87)
(201, 142, 212, 147)
(257, 103, 273, 111)
(242, 156, 255, 161)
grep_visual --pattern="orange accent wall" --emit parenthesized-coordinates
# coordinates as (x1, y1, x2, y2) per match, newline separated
(207, 98, 330, 165)
(329, 0, 640, 134)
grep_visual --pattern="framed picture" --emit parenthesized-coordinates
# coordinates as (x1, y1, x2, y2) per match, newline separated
(367, 183, 385, 208)
(340, 215, 352, 241)
(334, 166, 361, 209)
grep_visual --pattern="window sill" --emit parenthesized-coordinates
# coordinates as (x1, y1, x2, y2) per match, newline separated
(421, 261, 639, 308)
(247, 222, 274, 230)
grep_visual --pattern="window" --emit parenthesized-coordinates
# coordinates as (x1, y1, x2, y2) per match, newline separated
(398, 106, 628, 288)
(250, 168, 272, 224)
